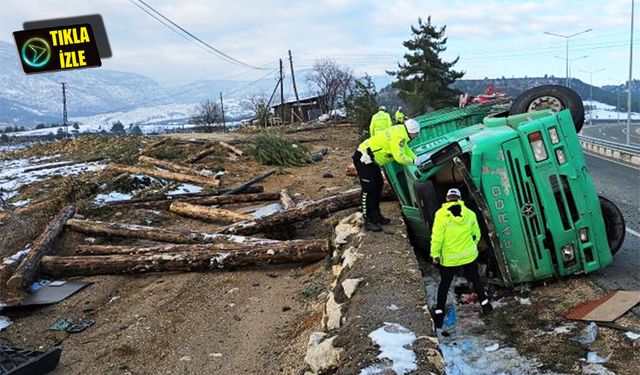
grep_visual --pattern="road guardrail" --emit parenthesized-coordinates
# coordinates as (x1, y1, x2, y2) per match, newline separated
(579, 135, 640, 166)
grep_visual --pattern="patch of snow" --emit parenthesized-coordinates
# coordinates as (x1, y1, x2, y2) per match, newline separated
(0, 316, 12, 331)
(0, 157, 104, 202)
(586, 352, 611, 364)
(251, 203, 283, 218)
(583, 100, 640, 121)
(484, 343, 499, 352)
(387, 304, 400, 311)
(625, 331, 640, 340)
(518, 297, 531, 305)
(2, 248, 30, 266)
(359, 322, 417, 375)
(167, 183, 203, 195)
(94, 191, 133, 204)
(10, 199, 30, 207)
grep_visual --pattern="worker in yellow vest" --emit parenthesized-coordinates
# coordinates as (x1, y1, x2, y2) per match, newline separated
(430, 188, 493, 329)
(353, 119, 426, 231)
(369, 106, 393, 136)
(394, 107, 405, 124)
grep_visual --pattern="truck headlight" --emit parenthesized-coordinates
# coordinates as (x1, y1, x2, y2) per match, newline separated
(579, 228, 589, 242)
(549, 127, 560, 144)
(561, 243, 575, 262)
(528, 131, 548, 162)
(555, 148, 566, 164)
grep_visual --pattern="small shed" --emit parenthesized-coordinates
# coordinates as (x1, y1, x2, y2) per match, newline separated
(272, 95, 325, 124)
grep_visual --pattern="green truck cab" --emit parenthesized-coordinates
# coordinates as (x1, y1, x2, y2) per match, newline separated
(386, 86, 625, 286)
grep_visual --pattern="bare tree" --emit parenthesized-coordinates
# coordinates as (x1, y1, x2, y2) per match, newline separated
(191, 99, 223, 132)
(241, 94, 270, 126)
(306, 59, 354, 116)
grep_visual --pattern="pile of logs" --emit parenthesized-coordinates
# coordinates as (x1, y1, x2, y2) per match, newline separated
(1, 131, 369, 292)
(2, 184, 369, 290)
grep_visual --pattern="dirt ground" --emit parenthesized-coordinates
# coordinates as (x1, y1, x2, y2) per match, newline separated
(0, 124, 362, 374)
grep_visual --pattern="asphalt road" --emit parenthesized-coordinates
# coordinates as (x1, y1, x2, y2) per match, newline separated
(581, 123, 640, 146)
(584, 152, 640, 301)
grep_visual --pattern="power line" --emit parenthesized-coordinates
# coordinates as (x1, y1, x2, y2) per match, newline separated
(131, 0, 266, 70)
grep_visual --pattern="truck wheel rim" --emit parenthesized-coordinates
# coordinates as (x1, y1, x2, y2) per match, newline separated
(527, 96, 563, 113)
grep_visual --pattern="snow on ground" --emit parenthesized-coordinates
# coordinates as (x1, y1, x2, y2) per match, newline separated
(94, 192, 133, 205)
(0, 157, 104, 204)
(167, 183, 203, 196)
(359, 322, 418, 375)
(583, 100, 640, 121)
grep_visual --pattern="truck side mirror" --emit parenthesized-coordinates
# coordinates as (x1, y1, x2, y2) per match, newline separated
(430, 142, 462, 166)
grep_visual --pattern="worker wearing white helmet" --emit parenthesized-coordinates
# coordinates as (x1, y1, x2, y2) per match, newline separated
(395, 107, 405, 124)
(353, 118, 424, 231)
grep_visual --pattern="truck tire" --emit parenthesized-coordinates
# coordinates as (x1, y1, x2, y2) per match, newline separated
(509, 85, 585, 133)
(599, 195, 625, 255)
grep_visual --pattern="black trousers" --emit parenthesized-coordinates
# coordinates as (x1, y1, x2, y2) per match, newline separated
(437, 261, 487, 310)
(352, 149, 383, 219)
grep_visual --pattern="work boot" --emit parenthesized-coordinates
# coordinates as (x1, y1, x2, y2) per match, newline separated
(371, 211, 391, 225)
(364, 219, 382, 232)
(481, 299, 493, 315)
(433, 308, 445, 329)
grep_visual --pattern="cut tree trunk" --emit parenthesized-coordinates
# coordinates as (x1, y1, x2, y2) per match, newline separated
(218, 188, 360, 236)
(178, 192, 279, 206)
(169, 202, 253, 223)
(107, 163, 220, 188)
(65, 218, 274, 244)
(41, 239, 329, 276)
(185, 144, 219, 163)
(279, 189, 296, 209)
(103, 185, 264, 209)
(138, 156, 213, 177)
(219, 141, 243, 156)
(222, 169, 276, 196)
(75, 238, 324, 255)
(6, 206, 76, 290)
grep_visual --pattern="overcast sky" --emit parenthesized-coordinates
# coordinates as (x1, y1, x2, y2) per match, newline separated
(1, 0, 637, 87)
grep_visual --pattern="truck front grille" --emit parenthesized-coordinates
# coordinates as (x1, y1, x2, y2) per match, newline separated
(506, 151, 544, 269)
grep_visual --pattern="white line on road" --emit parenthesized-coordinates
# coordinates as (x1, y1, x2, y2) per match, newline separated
(627, 227, 640, 239)
(584, 151, 640, 171)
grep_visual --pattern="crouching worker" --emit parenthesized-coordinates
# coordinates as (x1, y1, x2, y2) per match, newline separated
(430, 188, 493, 329)
(352, 119, 423, 232)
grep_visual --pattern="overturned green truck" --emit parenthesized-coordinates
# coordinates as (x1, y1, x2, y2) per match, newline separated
(386, 85, 626, 286)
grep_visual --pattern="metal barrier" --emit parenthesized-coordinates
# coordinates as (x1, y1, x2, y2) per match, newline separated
(578, 135, 640, 166)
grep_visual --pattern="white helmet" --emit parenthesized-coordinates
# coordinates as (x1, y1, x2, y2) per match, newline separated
(405, 119, 420, 134)
(379, 106, 386, 111)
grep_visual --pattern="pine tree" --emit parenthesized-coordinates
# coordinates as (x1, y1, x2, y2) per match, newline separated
(388, 17, 464, 114)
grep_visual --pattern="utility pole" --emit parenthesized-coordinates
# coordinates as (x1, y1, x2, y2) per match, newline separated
(288, 50, 302, 123)
(627, 0, 635, 145)
(545, 29, 592, 87)
(219, 92, 226, 132)
(580, 68, 605, 126)
(61, 82, 68, 139)
(279, 58, 285, 125)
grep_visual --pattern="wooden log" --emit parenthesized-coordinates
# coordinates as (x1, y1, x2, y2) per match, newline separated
(219, 141, 243, 156)
(222, 169, 276, 196)
(138, 155, 213, 177)
(140, 138, 168, 155)
(75, 238, 325, 255)
(41, 239, 329, 276)
(170, 202, 253, 223)
(185, 144, 219, 163)
(107, 163, 220, 188)
(279, 189, 296, 210)
(6, 206, 76, 290)
(179, 192, 279, 206)
(218, 188, 360, 236)
(285, 123, 329, 134)
(65, 218, 274, 244)
(288, 137, 328, 144)
(103, 186, 264, 209)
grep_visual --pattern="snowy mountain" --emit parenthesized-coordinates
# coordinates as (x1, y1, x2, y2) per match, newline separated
(583, 100, 640, 121)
